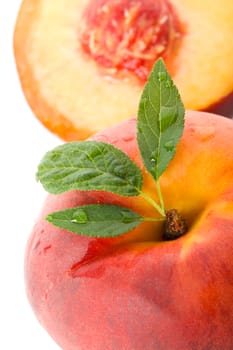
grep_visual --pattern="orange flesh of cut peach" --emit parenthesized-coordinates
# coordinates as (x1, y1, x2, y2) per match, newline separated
(14, 0, 233, 140)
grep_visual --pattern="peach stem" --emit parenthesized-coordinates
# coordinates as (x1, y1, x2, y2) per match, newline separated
(139, 189, 165, 217)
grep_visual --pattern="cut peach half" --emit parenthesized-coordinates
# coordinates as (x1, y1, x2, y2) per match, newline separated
(14, 0, 233, 140)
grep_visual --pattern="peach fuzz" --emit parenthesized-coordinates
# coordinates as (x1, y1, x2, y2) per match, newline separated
(25, 111, 233, 350)
(14, 0, 233, 140)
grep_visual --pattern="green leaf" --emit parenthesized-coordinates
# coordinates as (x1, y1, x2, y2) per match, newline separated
(46, 204, 143, 237)
(36, 141, 142, 196)
(137, 58, 185, 180)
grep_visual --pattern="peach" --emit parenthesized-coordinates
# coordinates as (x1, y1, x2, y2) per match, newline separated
(14, 0, 233, 140)
(25, 111, 233, 349)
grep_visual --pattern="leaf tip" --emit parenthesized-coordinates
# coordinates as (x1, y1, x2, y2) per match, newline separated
(46, 214, 53, 223)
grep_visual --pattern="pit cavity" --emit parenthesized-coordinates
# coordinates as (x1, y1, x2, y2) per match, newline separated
(79, 0, 185, 82)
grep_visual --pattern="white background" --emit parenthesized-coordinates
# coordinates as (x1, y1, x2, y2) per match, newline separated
(1, 2, 61, 349)
(2, 3, 233, 350)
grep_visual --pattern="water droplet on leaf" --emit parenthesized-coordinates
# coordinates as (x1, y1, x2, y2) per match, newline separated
(164, 140, 175, 152)
(71, 209, 88, 224)
(150, 150, 159, 166)
(137, 125, 143, 134)
(120, 209, 133, 223)
(165, 80, 172, 88)
(160, 109, 178, 132)
(158, 72, 166, 82)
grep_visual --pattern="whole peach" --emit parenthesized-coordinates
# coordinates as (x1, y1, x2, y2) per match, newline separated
(26, 111, 233, 350)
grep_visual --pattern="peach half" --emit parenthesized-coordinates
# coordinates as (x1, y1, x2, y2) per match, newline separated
(14, 0, 233, 140)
